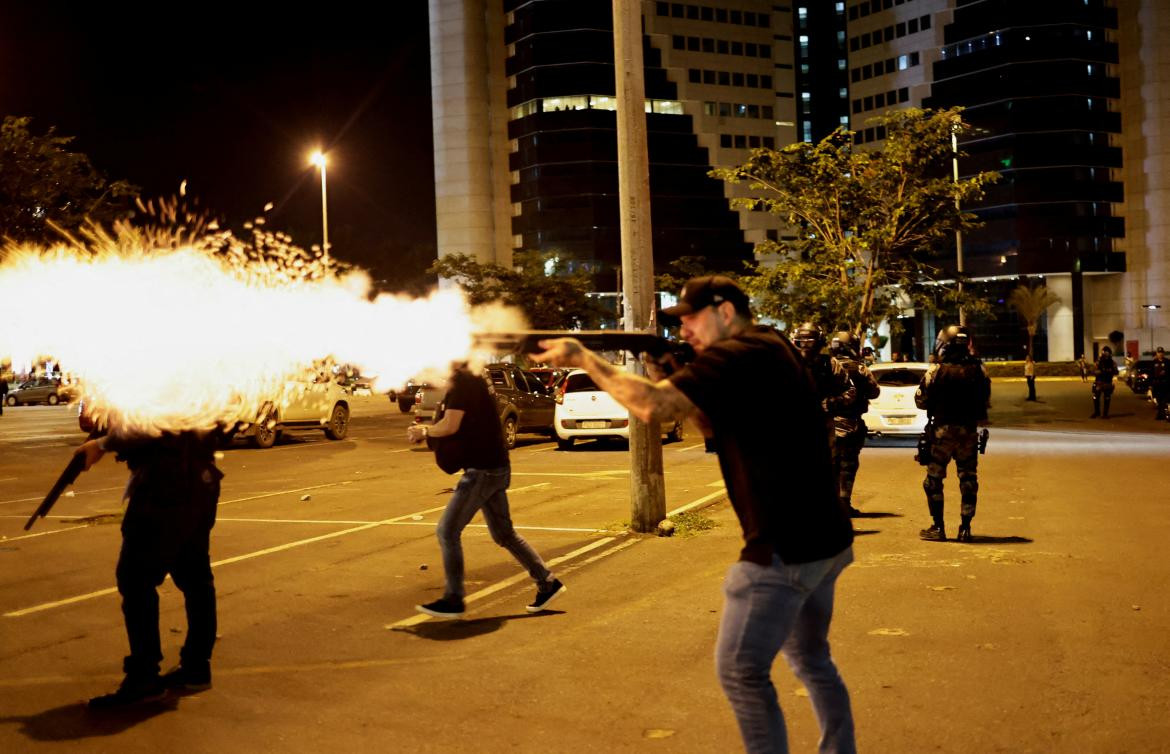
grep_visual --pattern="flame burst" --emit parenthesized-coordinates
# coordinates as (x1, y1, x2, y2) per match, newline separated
(0, 222, 516, 436)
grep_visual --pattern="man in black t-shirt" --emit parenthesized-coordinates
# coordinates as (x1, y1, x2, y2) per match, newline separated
(407, 363, 564, 619)
(533, 276, 856, 754)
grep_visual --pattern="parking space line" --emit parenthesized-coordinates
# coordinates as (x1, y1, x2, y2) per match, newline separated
(213, 517, 600, 534)
(0, 486, 125, 508)
(3, 504, 450, 618)
(509, 482, 552, 493)
(678, 442, 707, 452)
(512, 471, 628, 478)
(386, 535, 622, 629)
(667, 487, 727, 517)
(0, 521, 93, 541)
(218, 481, 360, 507)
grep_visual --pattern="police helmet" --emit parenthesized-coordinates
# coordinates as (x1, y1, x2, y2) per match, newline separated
(1101, 345, 1113, 356)
(792, 322, 825, 358)
(829, 331, 860, 359)
(935, 325, 972, 363)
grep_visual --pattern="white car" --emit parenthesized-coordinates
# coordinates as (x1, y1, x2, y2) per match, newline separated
(237, 376, 351, 448)
(553, 369, 683, 450)
(860, 362, 931, 436)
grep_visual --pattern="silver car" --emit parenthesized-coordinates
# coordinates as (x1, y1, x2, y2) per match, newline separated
(4, 378, 75, 406)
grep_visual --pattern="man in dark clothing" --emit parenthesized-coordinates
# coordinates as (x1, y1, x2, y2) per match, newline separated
(1091, 346, 1119, 418)
(792, 323, 857, 431)
(1151, 347, 1170, 421)
(829, 332, 881, 516)
(407, 363, 564, 619)
(75, 428, 223, 707)
(915, 326, 991, 543)
(0, 374, 7, 416)
(533, 276, 856, 754)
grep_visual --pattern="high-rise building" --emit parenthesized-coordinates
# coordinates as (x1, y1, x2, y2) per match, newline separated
(429, 0, 799, 288)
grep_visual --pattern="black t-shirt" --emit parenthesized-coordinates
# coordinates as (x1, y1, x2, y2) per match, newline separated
(669, 325, 853, 565)
(441, 367, 508, 471)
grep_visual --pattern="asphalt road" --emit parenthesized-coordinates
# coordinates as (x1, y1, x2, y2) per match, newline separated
(0, 381, 1168, 752)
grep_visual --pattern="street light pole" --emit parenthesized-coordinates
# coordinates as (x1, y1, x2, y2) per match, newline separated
(310, 150, 330, 267)
(951, 125, 966, 327)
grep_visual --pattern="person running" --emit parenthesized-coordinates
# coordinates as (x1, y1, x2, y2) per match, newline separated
(407, 362, 565, 619)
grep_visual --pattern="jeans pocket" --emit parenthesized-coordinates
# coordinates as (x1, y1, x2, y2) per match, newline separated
(723, 560, 765, 599)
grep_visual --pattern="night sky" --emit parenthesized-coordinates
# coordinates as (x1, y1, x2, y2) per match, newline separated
(0, 3, 437, 291)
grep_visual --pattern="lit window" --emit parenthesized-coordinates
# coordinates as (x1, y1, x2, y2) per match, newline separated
(801, 92, 811, 100)
(798, 8, 807, 18)
(799, 35, 809, 46)
(840, 115, 850, 126)
(838, 59, 846, 70)
(803, 122, 812, 142)
(897, 54, 910, 70)
(835, 2, 844, 11)
(839, 87, 847, 98)
(591, 96, 616, 112)
(1087, 64, 1094, 76)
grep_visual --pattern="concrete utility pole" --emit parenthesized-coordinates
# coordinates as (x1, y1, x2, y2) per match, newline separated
(612, 0, 665, 533)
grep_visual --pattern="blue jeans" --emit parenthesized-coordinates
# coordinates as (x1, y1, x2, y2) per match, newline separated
(716, 546, 855, 754)
(436, 466, 552, 600)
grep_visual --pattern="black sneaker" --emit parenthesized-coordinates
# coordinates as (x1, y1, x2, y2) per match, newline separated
(162, 664, 212, 692)
(919, 524, 947, 542)
(527, 579, 566, 613)
(416, 597, 465, 619)
(88, 674, 166, 709)
(956, 525, 973, 543)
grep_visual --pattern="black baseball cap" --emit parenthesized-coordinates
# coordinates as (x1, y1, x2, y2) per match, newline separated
(658, 275, 751, 324)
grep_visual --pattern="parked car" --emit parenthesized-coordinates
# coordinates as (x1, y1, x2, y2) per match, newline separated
(4, 378, 76, 406)
(860, 362, 931, 436)
(414, 364, 557, 449)
(235, 376, 351, 448)
(552, 368, 684, 450)
(1126, 360, 1155, 394)
(389, 380, 427, 413)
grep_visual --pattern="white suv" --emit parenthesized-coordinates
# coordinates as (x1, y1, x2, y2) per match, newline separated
(239, 376, 351, 448)
(553, 369, 683, 450)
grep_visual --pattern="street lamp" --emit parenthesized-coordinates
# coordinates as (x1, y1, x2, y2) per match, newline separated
(1144, 304, 1162, 355)
(951, 120, 966, 326)
(309, 150, 329, 267)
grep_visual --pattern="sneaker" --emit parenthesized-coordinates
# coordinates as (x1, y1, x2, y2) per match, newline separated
(88, 674, 166, 709)
(416, 597, 465, 619)
(526, 579, 566, 613)
(919, 524, 947, 542)
(956, 525, 973, 543)
(162, 664, 212, 692)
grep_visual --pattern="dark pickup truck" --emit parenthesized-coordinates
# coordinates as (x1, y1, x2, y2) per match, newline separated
(416, 363, 556, 449)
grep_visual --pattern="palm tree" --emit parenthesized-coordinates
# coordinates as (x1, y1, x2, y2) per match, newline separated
(1008, 284, 1062, 358)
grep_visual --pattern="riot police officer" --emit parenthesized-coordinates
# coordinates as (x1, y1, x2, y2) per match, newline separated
(1151, 346, 1169, 421)
(1091, 346, 1119, 418)
(915, 326, 991, 543)
(829, 332, 881, 516)
(793, 323, 857, 437)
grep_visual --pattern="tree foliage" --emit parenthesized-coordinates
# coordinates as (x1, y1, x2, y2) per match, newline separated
(712, 107, 999, 336)
(0, 116, 138, 244)
(428, 251, 608, 330)
(1008, 283, 1061, 357)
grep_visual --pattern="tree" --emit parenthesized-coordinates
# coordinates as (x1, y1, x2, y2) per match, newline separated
(429, 251, 608, 330)
(1008, 283, 1061, 358)
(0, 116, 138, 244)
(712, 107, 999, 336)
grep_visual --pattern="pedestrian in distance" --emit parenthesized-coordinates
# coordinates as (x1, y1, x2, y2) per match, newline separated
(1090, 347, 1119, 418)
(1077, 354, 1088, 382)
(828, 332, 881, 517)
(916, 326, 992, 543)
(0, 373, 7, 416)
(407, 362, 565, 619)
(1024, 354, 1037, 401)
(1150, 347, 1170, 421)
(75, 427, 226, 708)
(533, 275, 857, 754)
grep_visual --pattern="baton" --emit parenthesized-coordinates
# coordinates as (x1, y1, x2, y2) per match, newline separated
(24, 452, 87, 530)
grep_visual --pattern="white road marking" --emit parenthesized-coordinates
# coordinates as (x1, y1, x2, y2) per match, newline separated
(0, 522, 92, 541)
(0, 486, 125, 507)
(2, 503, 450, 618)
(212, 517, 600, 534)
(0, 477, 17, 482)
(386, 535, 622, 629)
(678, 442, 707, 452)
(509, 482, 552, 493)
(512, 470, 628, 478)
(217, 481, 356, 507)
(667, 487, 727, 517)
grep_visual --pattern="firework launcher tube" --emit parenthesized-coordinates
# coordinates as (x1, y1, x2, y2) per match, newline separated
(24, 452, 87, 531)
(472, 330, 695, 368)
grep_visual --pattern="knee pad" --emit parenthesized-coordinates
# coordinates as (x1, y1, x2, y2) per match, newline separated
(923, 474, 943, 498)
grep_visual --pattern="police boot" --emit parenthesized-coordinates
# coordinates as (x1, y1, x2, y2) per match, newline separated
(919, 521, 946, 542)
(956, 516, 973, 543)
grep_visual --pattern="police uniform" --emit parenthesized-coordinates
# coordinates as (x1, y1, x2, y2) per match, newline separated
(829, 333, 881, 516)
(1150, 348, 1169, 421)
(915, 327, 991, 543)
(88, 429, 224, 708)
(1090, 349, 1119, 418)
(792, 324, 857, 441)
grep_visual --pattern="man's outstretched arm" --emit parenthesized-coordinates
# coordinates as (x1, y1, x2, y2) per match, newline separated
(531, 338, 698, 425)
